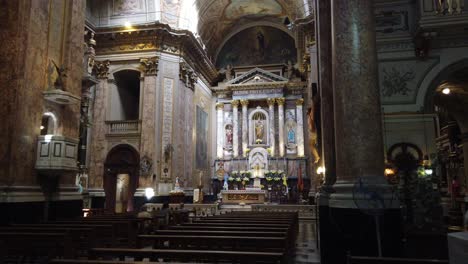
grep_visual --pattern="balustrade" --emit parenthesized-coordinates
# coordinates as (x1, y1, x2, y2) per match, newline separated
(106, 120, 141, 134)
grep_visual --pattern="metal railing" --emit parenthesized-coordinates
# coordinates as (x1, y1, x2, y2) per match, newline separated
(106, 120, 141, 134)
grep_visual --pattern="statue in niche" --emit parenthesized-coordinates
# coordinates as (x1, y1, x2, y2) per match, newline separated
(307, 107, 320, 163)
(255, 120, 264, 144)
(51, 60, 68, 91)
(225, 125, 233, 145)
(225, 64, 234, 81)
(285, 111, 296, 149)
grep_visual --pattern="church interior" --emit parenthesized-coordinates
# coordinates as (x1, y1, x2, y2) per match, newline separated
(1, 0, 468, 263)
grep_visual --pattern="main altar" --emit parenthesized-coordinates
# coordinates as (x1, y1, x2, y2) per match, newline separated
(211, 67, 312, 204)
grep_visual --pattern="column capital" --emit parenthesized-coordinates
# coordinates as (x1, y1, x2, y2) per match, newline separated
(140, 56, 159, 76)
(276, 97, 285, 106)
(231, 100, 240, 108)
(240, 99, 249, 107)
(267, 98, 276, 106)
(296, 98, 304, 106)
(94, 60, 110, 79)
(216, 102, 224, 110)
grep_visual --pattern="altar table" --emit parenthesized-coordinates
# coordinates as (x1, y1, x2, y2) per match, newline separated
(221, 190, 266, 204)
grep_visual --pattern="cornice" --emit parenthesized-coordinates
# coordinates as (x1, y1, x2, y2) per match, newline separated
(94, 23, 218, 85)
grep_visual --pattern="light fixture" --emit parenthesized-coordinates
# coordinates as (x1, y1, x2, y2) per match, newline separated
(44, 134, 53, 143)
(424, 168, 433, 175)
(442, 88, 451, 95)
(124, 21, 132, 28)
(385, 168, 395, 176)
(40, 126, 45, 130)
(145, 187, 155, 200)
(316, 166, 325, 175)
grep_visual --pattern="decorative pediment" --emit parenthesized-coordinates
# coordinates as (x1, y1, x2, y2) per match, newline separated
(227, 68, 288, 85)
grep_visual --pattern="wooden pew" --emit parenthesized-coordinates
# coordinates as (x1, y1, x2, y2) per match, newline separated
(347, 256, 449, 264)
(0, 232, 74, 260)
(53, 219, 139, 246)
(137, 234, 290, 253)
(51, 260, 197, 264)
(0, 226, 96, 254)
(13, 223, 116, 247)
(168, 225, 289, 232)
(90, 247, 286, 264)
(153, 229, 286, 237)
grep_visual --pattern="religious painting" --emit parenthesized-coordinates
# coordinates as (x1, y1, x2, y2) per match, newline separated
(224, 0, 283, 20)
(113, 0, 145, 15)
(195, 106, 208, 169)
(216, 26, 297, 68)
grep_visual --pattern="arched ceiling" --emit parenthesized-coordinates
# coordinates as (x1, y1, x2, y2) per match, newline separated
(195, 0, 311, 58)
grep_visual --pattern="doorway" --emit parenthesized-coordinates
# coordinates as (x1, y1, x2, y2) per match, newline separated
(104, 144, 139, 213)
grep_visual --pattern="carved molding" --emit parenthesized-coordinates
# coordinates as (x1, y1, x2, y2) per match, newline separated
(94, 23, 218, 84)
(140, 56, 159, 76)
(93, 60, 110, 79)
(240, 99, 249, 107)
(179, 62, 197, 90)
(276, 98, 285, 106)
(231, 100, 239, 108)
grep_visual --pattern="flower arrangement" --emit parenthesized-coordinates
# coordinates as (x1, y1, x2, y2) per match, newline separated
(228, 176, 235, 182)
(266, 176, 273, 182)
(256, 139, 263, 144)
(242, 176, 250, 182)
(231, 171, 240, 177)
(235, 177, 241, 182)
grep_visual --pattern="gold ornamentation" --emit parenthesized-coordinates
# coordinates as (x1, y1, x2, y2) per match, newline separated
(94, 60, 110, 79)
(267, 98, 276, 106)
(296, 98, 304, 106)
(227, 194, 259, 201)
(216, 102, 224, 110)
(276, 97, 285, 106)
(231, 100, 240, 108)
(140, 57, 159, 76)
(240, 99, 249, 107)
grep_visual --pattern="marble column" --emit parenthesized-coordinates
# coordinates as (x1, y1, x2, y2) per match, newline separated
(232, 100, 240, 157)
(317, 0, 336, 191)
(240, 99, 249, 157)
(88, 60, 110, 188)
(277, 98, 285, 157)
(332, 0, 385, 189)
(462, 133, 468, 197)
(296, 99, 305, 157)
(216, 102, 224, 159)
(139, 57, 159, 188)
(267, 98, 276, 156)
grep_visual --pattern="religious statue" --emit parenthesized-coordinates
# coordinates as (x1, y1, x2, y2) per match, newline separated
(307, 107, 320, 163)
(287, 60, 294, 80)
(226, 64, 233, 81)
(52, 60, 68, 91)
(226, 125, 233, 145)
(223, 173, 229, 190)
(175, 176, 181, 190)
(255, 120, 264, 143)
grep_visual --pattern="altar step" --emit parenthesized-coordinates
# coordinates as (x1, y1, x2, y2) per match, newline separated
(219, 203, 253, 212)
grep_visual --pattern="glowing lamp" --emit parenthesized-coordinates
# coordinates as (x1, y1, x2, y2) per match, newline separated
(124, 21, 132, 28)
(316, 166, 325, 175)
(385, 168, 395, 176)
(145, 188, 155, 200)
(442, 88, 450, 95)
(424, 168, 433, 175)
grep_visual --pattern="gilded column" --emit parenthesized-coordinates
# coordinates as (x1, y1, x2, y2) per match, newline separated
(240, 99, 249, 157)
(88, 60, 110, 188)
(232, 100, 240, 157)
(139, 57, 159, 187)
(277, 98, 285, 157)
(216, 102, 224, 159)
(296, 99, 305, 157)
(267, 98, 276, 156)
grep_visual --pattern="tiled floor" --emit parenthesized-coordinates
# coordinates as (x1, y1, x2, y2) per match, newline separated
(294, 219, 321, 264)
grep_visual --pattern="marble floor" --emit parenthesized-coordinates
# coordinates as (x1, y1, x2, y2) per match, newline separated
(294, 219, 321, 264)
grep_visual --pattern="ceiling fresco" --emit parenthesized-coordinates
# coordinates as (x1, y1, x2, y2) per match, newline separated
(224, 0, 283, 19)
(216, 25, 297, 68)
(196, 0, 307, 58)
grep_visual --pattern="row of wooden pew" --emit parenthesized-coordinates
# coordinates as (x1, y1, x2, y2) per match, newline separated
(1, 210, 298, 263)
